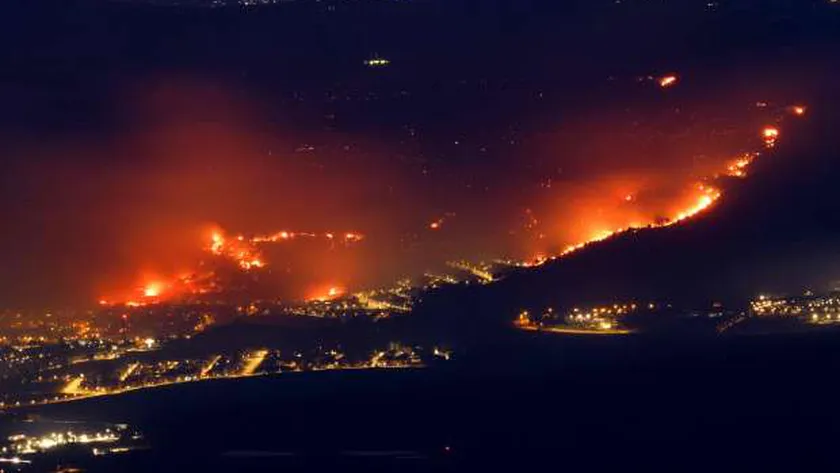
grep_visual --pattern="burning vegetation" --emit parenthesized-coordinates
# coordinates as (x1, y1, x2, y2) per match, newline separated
(0, 74, 807, 308)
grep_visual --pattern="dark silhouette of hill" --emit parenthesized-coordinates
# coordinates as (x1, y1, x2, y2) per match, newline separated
(410, 88, 840, 342)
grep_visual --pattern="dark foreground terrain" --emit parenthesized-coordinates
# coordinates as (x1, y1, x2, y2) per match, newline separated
(13, 329, 840, 472)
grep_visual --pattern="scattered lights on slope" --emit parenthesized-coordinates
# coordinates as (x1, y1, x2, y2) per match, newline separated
(428, 213, 455, 231)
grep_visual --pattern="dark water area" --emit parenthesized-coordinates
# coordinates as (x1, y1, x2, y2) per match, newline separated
(19, 330, 840, 472)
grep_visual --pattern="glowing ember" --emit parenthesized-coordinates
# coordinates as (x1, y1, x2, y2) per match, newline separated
(666, 186, 721, 225)
(791, 105, 807, 116)
(762, 126, 780, 148)
(429, 217, 446, 230)
(210, 232, 225, 255)
(658, 75, 678, 88)
(344, 233, 364, 243)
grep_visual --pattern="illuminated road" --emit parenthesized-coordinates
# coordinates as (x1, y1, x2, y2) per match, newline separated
(240, 350, 268, 376)
(30, 365, 424, 410)
(200, 355, 222, 377)
(118, 363, 139, 382)
(355, 293, 411, 313)
(519, 325, 635, 335)
(717, 314, 749, 334)
(446, 261, 495, 283)
(60, 377, 87, 395)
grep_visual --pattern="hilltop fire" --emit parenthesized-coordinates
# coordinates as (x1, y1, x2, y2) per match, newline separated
(100, 227, 366, 306)
(762, 126, 780, 148)
(658, 75, 679, 88)
(726, 153, 758, 178)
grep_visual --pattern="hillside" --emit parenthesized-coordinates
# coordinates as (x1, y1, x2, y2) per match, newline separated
(409, 88, 840, 340)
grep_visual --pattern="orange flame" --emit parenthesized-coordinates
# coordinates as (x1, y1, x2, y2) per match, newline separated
(658, 75, 678, 88)
(307, 285, 345, 302)
(762, 126, 780, 148)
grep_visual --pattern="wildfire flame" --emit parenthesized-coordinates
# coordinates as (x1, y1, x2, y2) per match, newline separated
(100, 227, 365, 306)
(762, 126, 780, 148)
(99, 95, 803, 308)
(528, 119, 794, 266)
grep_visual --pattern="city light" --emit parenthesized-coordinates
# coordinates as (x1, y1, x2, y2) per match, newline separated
(364, 57, 390, 67)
